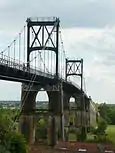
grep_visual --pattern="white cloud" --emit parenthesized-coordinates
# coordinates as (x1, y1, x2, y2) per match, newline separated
(0, 0, 115, 29)
(61, 26, 115, 103)
(0, 80, 21, 100)
(1, 1, 115, 104)
(1, 23, 115, 103)
(0, 0, 10, 8)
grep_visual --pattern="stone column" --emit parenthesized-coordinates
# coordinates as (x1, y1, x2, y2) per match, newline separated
(19, 83, 37, 144)
(63, 92, 70, 141)
(47, 91, 60, 146)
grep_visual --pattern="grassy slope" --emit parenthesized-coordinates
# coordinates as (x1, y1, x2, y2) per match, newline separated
(69, 125, 115, 144)
(106, 125, 115, 144)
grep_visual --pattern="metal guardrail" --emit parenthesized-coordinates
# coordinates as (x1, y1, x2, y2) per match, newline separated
(0, 54, 88, 96)
(0, 54, 55, 78)
(28, 16, 57, 22)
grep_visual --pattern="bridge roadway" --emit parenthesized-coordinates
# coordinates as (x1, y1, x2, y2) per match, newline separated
(0, 55, 88, 99)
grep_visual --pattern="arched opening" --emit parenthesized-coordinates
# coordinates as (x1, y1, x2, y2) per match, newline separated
(35, 88, 50, 144)
(69, 96, 76, 109)
(36, 88, 49, 109)
(68, 96, 77, 141)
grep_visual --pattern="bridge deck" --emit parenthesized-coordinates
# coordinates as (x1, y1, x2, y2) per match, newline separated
(0, 56, 88, 98)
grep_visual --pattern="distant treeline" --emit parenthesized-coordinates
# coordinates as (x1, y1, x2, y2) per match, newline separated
(98, 103, 115, 125)
(0, 100, 48, 104)
(0, 100, 49, 109)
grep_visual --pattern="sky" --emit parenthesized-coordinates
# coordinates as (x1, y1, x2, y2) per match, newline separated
(0, 0, 115, 103)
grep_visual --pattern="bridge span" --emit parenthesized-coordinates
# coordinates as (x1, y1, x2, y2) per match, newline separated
(0, 17, 95, 146)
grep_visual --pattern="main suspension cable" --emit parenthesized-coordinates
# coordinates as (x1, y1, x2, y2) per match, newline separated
(0, 24, 26, 55)
(9, 20, 59, 129)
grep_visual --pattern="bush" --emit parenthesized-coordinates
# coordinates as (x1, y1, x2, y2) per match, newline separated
(92, 117, 107, 142)
(0, 145, 10, 153)
(0, 128, 28, 153)
(35, 118, 47, 141)
(95, 118, 107, 135)
(7, 132, 28, 153)
(0, 110, 28, 153)
(76, 127, 87, 142)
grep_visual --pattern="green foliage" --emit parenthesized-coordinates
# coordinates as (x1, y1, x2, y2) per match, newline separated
(76, 127, 87, 142)
(0, 108, 28, 153)
(86, 125, 115, 144)
(90, 126, 97, 134)
(69, 112, 74, 123)
(0, 145, 10, 153)
(106, 125, 115, 144)
(7, 132, 28, 153)
(98, 103, 115, 125)
(68, 133, 76, 141)
(35, 118, 47, 141)
(91, 117, 107, 142)
(96, 117, 107, 134)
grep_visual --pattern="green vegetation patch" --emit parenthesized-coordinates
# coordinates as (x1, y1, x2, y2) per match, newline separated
(106, 125, 115, 144)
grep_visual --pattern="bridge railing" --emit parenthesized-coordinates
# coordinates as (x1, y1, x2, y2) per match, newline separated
(28, 16, 57, 22)
(59, 75, 81, 91)
(29, 66, 55, 79)
(0, 54, 55, 79)
(0, 54, 24, 70)
(0, 54, 87, 95)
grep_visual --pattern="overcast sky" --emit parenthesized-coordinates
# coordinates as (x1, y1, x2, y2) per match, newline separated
(0, 0, 115, 103)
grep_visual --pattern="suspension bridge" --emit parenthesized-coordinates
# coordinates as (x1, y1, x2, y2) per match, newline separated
(0, 17, 92, 146)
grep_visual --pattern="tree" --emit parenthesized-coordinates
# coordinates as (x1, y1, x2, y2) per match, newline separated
(7, 132, 28, 153)
(35, 118, 47, 141)
(107, 105, 115, 124)
(93, 117, 107, 142)
(98, 103, 115, 125)
(98, 103, 109, 122)
(96, 117, 107, 134)
(0, 109, 28, 153)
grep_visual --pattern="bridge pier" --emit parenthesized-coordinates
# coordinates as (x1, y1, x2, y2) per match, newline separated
(19, 84, 37, 144)
(78, 96, 88, 141)
(19, 82, 90, 145)
(19, 83, 65, 146)
(63, 93, 89, 142)
(47, 90, 70, 145)
(47, 91, 61, 145)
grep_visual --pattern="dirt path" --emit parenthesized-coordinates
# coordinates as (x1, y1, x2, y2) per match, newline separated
(29, 142, 115, 153)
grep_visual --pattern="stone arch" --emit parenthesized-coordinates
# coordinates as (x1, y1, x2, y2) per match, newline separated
(35, 87, 50, 143)
(68, 96, 76, 127)
(69, 96, 76, 109)
(68, 94, 81, 128)
(36, 88, 49, 109)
